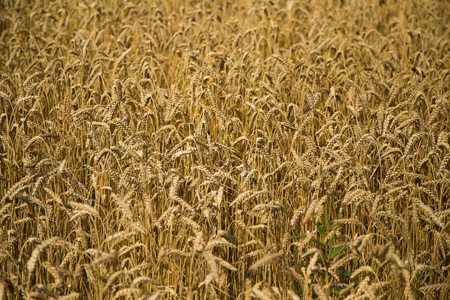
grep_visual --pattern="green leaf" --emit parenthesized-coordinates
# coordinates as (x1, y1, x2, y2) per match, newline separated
(310, 238, 325, 247)
(330, 288, 340, 294)
(289, 235, 307, 239)
(290, 262, 307, 268)
(338, 269, 352, 278)
(326, 234, 335, 246)
(328, 245, 347, 261)
(317, 225, 325, 240)
(394, 218, 406, 241)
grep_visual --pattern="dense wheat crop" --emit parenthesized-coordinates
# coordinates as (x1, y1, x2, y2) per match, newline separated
(1, 0, 449, 299)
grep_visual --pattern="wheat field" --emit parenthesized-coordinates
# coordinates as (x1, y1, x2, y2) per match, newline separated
(0, 0, 449, 299)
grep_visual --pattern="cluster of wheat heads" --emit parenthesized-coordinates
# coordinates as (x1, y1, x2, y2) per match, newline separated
(0, 0, 449, 299)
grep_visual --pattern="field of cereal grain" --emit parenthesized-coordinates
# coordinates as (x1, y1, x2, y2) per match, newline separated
(1, 0, 449, 299)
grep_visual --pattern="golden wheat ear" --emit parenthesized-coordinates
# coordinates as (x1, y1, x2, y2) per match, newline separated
(1, 0, 448, 298)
